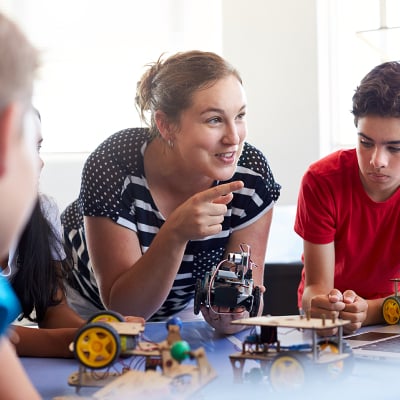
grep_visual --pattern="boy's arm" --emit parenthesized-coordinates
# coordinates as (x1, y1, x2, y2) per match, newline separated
(301, 240, 336, 314)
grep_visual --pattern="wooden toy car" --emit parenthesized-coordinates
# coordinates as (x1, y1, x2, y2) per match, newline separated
(229, 314, 354, 391)
(72, 310, 144, 369)
(63, 314, 216, 399)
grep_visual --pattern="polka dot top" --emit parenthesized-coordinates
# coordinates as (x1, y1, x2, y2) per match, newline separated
(61, 128, 281, 321)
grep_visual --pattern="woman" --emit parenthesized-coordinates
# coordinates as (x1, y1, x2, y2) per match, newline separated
(62, 50, 281, 334)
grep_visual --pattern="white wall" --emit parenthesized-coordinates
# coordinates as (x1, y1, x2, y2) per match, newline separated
(222, 0, 320, 205)
(39, 0, 314, 262)
(41, 0, 320, 211)
(40, 152, 87, 212)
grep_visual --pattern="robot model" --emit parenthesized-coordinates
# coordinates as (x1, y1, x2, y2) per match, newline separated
(194, 244, 261, 317)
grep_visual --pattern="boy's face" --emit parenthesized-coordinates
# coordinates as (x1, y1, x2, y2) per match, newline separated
(356, 115, 400, 202)
(0, 105, 40, 256)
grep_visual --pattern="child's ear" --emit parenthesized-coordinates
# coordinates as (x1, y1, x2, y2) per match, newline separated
(0, 103, 18, 177)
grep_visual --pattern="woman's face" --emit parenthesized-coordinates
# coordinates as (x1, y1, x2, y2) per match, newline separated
(172, 74, 247, 182)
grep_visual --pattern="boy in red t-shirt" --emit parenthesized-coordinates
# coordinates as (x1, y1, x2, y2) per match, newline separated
(296, 61, 400, 334)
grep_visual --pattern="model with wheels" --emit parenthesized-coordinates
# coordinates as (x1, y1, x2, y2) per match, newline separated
(72, 310, 144, 369)
(229, 314, 354, 391)
(194, 244, 261, 318)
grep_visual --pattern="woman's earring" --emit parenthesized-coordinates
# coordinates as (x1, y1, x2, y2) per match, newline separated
(167, 139, 174, 149)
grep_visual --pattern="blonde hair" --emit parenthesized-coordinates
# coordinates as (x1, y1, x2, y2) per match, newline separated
(0, 13, 39, 110)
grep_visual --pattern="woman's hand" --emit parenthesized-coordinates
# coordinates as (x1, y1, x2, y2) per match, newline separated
(167, 181, 244, 242)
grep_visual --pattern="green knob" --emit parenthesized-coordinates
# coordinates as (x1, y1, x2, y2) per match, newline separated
(170, 340, 190, 362)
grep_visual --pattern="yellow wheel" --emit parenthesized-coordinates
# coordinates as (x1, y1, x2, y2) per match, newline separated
(269, 353, 307, 391)
(87, 310, 124, 323)
(382, 297, 400, 325)
(318, 340, 353, 379)
(319, 341, 339, 354)
(74, 322, 120, 369)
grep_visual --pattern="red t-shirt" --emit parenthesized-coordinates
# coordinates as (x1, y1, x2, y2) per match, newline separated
(295, 149, 400, 307)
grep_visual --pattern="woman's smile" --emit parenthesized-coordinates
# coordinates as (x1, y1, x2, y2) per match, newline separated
(215, 151, 236, 164)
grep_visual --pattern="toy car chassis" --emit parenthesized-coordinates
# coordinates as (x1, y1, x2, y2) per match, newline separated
(229, 314, 354, 391)
(59, 313, 216, 400)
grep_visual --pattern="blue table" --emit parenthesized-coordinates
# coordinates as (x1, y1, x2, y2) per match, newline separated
(21, 320, 399, 400)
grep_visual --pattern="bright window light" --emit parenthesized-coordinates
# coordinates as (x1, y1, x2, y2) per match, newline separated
(3, 0, 222, 153)
(319, 0, 400, 155)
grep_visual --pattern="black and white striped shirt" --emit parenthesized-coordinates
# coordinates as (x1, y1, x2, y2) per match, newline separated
(61, 128, 281, 321)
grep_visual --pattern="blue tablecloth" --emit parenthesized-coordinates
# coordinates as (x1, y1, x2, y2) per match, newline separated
(21, 320, 399, 400)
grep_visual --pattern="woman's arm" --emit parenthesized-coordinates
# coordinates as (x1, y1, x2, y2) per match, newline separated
(85, 215, 187, 319)
(85, 181, 243, 319)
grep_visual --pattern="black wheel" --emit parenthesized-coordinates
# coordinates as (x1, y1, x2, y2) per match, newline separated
(269, 352, 308, 391)
(73, 322, 121, 369)
(194, 278, 203, 315)
(250, 286, 261, 317)
(87, 310, 124, 323)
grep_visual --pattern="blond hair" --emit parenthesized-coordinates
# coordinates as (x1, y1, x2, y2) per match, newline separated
(0, 12, 39, 109)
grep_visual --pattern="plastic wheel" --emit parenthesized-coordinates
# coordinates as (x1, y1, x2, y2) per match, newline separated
(250, 286, 261, 317)
(269, 352, 307, 391)
(87, 310, 124, 323)
(318, 339, 354, 379)
(194, 278, 203, 315)
(382, 296, 400, 325)
(74, 322, 121, 369)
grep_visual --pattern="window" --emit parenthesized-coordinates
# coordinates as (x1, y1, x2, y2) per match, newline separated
(3, 0, 222, 153)
(318, 0, 400, 156)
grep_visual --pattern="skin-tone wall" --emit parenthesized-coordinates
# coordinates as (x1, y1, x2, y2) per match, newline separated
(221, 0, 320, 205)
